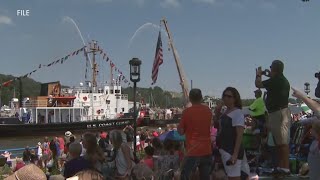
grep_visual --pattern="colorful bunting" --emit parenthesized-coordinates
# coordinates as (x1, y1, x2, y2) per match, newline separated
(0, 46, 86, 88)
(0, 44, 133, 88)
(96, 47, 131, 86)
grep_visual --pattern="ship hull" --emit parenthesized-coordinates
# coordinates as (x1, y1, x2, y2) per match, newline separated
(0, 118, 180, 137)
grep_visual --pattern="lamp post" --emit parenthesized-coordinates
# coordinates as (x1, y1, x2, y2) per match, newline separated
(304, 82, 310, 95)
(129, 57, 142, 153)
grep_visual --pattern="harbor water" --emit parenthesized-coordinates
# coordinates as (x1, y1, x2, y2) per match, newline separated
(0, 133, 83, 157)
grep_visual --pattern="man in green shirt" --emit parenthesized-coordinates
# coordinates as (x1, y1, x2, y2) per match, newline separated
(249, 89, 266, 132)
(255, 60, 291, 176)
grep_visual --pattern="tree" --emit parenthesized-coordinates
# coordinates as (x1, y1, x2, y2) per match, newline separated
(289, 98, 297, 104)
(242, 99, 255, 107)
(0, 74, 41, 106)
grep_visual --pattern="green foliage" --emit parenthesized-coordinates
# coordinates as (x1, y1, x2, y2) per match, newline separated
(122, 86, 184, 108)
(241, 99, 255, 107)
(0, 74, 41, 105)
(289, 98, 297, 104)
(0, 73, 257, 109)
(296, 98, 303, 104)
(0, 164, 13, 179)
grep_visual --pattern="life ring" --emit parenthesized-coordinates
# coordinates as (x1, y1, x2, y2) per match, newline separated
(97, 110, 101, 114)
(83, 96, 87, 101)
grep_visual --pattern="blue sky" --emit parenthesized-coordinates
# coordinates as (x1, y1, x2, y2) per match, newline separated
(0, 0, 320, 99)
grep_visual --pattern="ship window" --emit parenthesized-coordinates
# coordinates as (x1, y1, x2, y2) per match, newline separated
(94, 96, 97, 100)
(106, 100, 110, 104)
(110, 90, 114, 94)
(115, 108, 117, 112)
(105, 90, 108, 94)
(122, 108, 125, 112)
(115, 90, 120, 94)
(116, 96, 120, 99)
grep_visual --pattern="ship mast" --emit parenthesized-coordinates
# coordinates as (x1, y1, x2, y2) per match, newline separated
(87, 40, 99, 119)
(161, 18, 189, 104)
(90, 41, 99, 87)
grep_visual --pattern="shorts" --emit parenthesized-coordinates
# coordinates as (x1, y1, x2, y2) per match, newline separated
(267, 108, 291, 145)
(219, 149, 249, 177)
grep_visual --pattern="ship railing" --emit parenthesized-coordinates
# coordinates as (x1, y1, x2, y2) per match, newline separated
(24, 100, 75, 108)
(24, 100, 49, 107)
(71, 87, 106, 94)
(74, 101, 107, 107)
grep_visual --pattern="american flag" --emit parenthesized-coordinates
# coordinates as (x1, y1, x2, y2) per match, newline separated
(151, 31, 163, 85)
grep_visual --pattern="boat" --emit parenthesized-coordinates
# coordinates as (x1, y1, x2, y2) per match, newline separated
(0, 39, 180, 137)
(0, 79, 179, 137)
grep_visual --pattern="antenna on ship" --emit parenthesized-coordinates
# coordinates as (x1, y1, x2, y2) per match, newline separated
(110, 62, 113, 86)
(86, 40, 100, 120)
(87, 40, 99, 87)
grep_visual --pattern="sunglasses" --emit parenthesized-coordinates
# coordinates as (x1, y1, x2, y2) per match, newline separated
(223, 94, 233, 98)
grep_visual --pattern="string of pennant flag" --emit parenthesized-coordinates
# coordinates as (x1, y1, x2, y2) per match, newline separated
(85, 44, 131, 86)
(0, 45, 131, 88)
(0, 46, 86, 88)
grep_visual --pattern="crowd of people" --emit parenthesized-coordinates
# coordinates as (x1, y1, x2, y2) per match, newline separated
(2, 59, 320, 180)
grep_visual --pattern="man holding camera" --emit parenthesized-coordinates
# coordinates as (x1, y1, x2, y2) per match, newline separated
(255, 60, 291, 176)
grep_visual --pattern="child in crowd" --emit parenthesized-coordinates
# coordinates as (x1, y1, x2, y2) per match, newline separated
(1, 151, 12, 167)
(14, 158, 25, 172)
(30, 149, 38, 164)
(63, 142, 92, 178)
(141, 146, 154, 170)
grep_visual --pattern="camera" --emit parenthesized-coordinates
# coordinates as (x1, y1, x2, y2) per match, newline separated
(315, 72, 320, 79)
(261, 69, 270, 77)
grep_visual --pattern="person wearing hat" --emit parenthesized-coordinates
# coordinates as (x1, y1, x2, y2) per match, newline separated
(255, 60, 291, 176)
(65, 131, 73, 144)
(249, 89, 266, 133)
(1, 151, 12, 167)
(98, 131, 109, 152)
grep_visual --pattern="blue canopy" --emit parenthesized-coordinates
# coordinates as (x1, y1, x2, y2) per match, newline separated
(159, 130, 185, 142)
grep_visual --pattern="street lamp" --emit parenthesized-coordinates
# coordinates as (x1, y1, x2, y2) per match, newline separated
(129, 57, 142, 153)
(304, 82, 310, 95)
